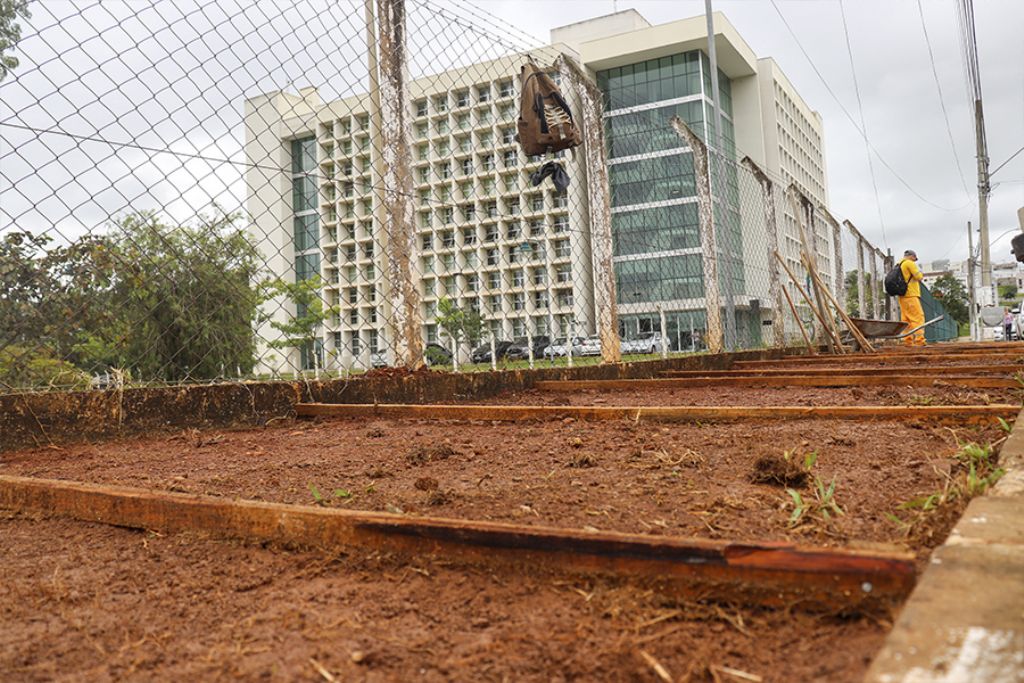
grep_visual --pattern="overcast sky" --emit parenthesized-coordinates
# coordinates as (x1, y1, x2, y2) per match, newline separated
(1, 0, 1021, 270)
(483, 0, 1024, 266)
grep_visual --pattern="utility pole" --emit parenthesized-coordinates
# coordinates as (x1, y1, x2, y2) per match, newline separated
(959, 0, 992, 290)
(967, 221, 978, 341)
(703, 0, 737, 351)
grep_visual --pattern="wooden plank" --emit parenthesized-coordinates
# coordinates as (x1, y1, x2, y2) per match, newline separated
(736, 352, 1024, 367)
(535, 376, 1020, 390)
(295, 402, 1017, 424)
(662, 364, 1021, 377)
(0, 475, 915, 610)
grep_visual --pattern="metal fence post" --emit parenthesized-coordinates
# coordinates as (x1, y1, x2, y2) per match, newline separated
(843, 220, 867, 318)
(819, 207, 845, 315)
(880, 249, 888, 321)
(371, 0, 423, 368)
(557, 55, 620, 363)
(671, 116, 723, 354)
(741, 157, 785, 348)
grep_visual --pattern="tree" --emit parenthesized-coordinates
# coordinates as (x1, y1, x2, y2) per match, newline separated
(1, 210, 265, 385)
(0, 0, 30, 81)
(263, 275, 337, 375)
(930, 273, 969, 325)
(998, 283, 1018, 303)
(843, 270, 876, 317)
(435, 296, 484, 349)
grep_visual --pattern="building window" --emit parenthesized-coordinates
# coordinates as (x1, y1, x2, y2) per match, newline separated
(415, 99, 428, 117)
(506, 221, 521, 240)
(462, 227, 476, 245)
(477, 85, 490, 103)
(487, 272, 501, 289)
(503, 151, 518, 167)
(501, 128, 515, 144)
(499, 80, 513, 98)
(512, 270, 525, 287)
(512, 293, 525, 311)
(456, 90, 469, 107)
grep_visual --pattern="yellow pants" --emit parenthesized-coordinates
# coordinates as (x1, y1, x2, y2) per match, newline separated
(899, 296, 926, 346)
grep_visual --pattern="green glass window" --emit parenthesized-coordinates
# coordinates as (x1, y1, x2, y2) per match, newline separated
(597, 50, 703, 111)
(291, 137, 316, 174)
(615, 254, 704, 304)
(612, 204, 700, 257)
(606, 101, 704, 159)
(609, 153, 696, 207)
(292, 175, 317, 213)
(293, 214, 319, 252)
(295, 252, 320, 282)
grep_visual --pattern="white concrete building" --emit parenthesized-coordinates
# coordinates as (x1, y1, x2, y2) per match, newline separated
(245, 10, 831, 372)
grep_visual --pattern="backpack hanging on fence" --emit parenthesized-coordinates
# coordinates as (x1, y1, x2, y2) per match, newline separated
(516, 62, 581, 156)
(883, 260, 910, 297)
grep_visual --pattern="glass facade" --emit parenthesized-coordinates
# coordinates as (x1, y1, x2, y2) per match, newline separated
(291, 136, 320, 370)
(599, 49, 743, 351)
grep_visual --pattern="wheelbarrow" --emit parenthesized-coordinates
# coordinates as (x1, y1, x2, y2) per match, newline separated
(843, 315, 945, 350)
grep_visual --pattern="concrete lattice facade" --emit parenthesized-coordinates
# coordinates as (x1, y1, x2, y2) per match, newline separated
(245, 10, 831, 372)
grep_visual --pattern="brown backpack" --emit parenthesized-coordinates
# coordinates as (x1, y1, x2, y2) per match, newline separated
(516, 63, 582, 156)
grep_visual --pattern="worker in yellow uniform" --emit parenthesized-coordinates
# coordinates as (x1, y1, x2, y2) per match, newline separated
(898, 249, 926, 346)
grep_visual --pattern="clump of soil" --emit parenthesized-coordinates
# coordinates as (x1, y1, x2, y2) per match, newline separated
(567, 452, 598, 468)
(425, 489, 453, 506)
(750, 454, 808, 487)
(362, 365, 433, 380)
(414, 476, 439, 491)
(406, 443, 457, 466)
(366, 427, 385, 438)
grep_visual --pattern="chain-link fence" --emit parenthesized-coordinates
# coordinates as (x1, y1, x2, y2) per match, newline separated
(2, 0, 911, 394)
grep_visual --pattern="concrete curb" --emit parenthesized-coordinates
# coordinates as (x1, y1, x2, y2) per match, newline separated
(864, 407, 1024, 683)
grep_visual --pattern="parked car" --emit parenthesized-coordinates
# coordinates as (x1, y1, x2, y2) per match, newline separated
(370, 351, 389, 368)
(506, 335, 551, 360)
(470, 340, 514, 363)
(577, 336, 603, 356)
(423, 342, 453, 366)
(621, 332, 663, 354)
(542, 336, 584, 358)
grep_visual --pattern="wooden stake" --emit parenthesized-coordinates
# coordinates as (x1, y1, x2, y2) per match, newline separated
(774, 251, 846, 352)
(805, 257, 877, 353)
(780, 281, 816, 355)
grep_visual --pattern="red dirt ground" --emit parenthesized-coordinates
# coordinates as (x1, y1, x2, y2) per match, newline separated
(1, 511, 889, 683)
(1, 414, 1006, 556)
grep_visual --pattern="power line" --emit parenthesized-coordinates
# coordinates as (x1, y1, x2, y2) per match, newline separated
(837, 0, 887, 248)
(916, 0, 973, 198)
(769, 0, 971, 214)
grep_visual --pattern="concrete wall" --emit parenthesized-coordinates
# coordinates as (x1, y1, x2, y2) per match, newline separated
(0, 349, 797, 454)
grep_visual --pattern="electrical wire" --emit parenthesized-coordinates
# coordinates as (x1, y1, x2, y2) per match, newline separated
(916, 0, 973, 198)
(769, 0, 971, 214)
(838, 0, 887, 248)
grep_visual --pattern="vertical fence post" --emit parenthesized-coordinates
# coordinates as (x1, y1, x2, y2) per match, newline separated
(741, 157, 785, 348)
(557, 55, 620, 363)
(819, 207, 845, 317)
(844, 220, 868, 318)
(880, 250, 888, 321)
(671, 116, 723, 353)
(787, 185, 835, 351)
(370, 0, 423, 369)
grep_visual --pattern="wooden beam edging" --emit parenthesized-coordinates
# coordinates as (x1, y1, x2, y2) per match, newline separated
(662, 364, 1021, 377)
(0, 475, 914, 611)
(535, 376, 1021, 390)
(735, 352, 1024, 366)
(296, 403, 1018, 425)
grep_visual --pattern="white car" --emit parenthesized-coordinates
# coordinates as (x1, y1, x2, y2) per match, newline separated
(621, 332, 663, 354)
(542, 337, 583, 358)
(578, 336, 602, 356)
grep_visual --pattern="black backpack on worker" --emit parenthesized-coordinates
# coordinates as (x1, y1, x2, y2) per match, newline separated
(884, 260, 909, 297)
(516, 62, 581, 156)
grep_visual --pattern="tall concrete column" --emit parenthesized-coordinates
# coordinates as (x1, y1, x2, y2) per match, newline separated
(671, 116, 722, 354)
(819, 207, 845, 315)
(741, 156, 785, 348)
(370, 0, 423, 368)
(843, 220, 867, 318)
(557, 55, 620, 363)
